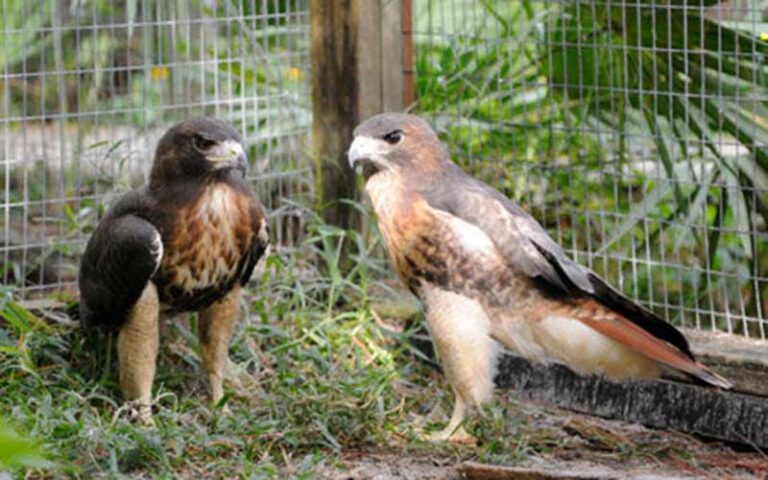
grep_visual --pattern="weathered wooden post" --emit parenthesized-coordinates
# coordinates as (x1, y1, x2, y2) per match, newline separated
(310, 0, 412, 229)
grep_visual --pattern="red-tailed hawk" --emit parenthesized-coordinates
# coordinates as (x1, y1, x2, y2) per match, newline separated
(78, 117, 268, 422)
(348, 113, 731, 441)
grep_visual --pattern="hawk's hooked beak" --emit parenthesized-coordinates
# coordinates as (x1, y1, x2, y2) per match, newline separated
(207, 139, 248, 176)
(348, 136, 389, 177)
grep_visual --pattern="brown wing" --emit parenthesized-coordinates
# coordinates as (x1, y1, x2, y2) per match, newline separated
(419, 164, 593, 295)
(78, 189, 162, 330)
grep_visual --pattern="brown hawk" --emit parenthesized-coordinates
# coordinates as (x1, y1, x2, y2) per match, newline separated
(78, 117, 268, 421)
(348, 113, 731, 440)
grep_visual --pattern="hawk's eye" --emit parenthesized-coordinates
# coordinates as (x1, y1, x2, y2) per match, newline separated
(193, 134, 216, 151)
(382, 130, 403, 145)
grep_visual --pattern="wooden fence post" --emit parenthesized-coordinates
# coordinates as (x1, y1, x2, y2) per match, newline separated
(310, 0, 359, 230)
(310, 0, 411, 229)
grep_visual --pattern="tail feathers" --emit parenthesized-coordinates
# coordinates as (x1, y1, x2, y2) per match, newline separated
(689, 361, 733, 390)
(569, 300, 732, 390)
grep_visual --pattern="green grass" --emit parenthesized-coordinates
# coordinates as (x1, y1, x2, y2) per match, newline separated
(0, 212, 527, 477)
(0, 423, 48, 470)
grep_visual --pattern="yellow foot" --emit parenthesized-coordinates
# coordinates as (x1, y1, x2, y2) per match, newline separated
(418, 394, 476, 444)
(217, 403, 232, 416)
(224, 359, 257, 390)
(421, 425, 477, 445)
(123, 400, 155, 427)
(210, 393, 233, 416)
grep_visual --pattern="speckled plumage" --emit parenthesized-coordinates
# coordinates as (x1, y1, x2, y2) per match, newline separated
(152, 181, 265, 313)
(349, 112, 731, 441)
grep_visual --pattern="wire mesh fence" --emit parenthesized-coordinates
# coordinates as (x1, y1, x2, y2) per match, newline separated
(1, 0, 312, 297)
(412, 0, 768, 339)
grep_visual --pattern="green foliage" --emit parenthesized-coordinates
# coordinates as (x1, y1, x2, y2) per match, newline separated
(0, 423, 48, 470)
(0, 288, 50, 471)
(547, 1, 768, 245)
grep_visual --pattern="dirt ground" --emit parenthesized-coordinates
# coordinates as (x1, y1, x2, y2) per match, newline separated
(319, 397, 768, 480)
(323, 452, 765, 480)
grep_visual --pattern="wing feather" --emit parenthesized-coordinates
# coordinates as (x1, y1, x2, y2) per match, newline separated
(239, 210, 269, 285)
(79, 194, 162, 330)
(421, 165, 592, 294)
(529, 240, 694, 359)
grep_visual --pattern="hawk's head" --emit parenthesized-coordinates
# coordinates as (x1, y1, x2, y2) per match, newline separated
(150, 117, 248, 189)
(348, 113, 449, 179)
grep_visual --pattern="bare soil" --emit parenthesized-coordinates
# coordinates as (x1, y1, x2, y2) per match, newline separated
(319, 397, 768, 480)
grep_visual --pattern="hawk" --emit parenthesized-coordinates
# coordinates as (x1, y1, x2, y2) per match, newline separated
(348, 113, 731, 441)
(78, 117, 268, 421)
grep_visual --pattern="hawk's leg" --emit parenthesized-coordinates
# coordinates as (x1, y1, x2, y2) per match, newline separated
(117, 282, 160, 424)
(430, 392, 470, 442)
(421, 287, 499, 442)
(198, 284, 241, 407)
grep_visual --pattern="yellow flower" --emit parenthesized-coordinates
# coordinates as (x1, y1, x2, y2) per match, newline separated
(286, 67, 303, 82)
(151, 66, 170, 81)
(760, 32, 768, 42)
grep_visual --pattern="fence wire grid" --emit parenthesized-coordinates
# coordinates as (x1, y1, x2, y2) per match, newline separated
(1, 0, 311, 297)
(412, 0, 768, 339)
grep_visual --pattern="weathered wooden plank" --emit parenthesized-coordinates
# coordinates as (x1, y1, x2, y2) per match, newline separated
(310, 0, 407, 230)
(401, 0, 415, 106)
(458, 462, 618, 480)
(494, 354, 768, 449)
(357, 0, 406, 115)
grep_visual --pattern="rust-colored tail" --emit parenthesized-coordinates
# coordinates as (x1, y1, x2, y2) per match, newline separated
(572, 299, 732, 389)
